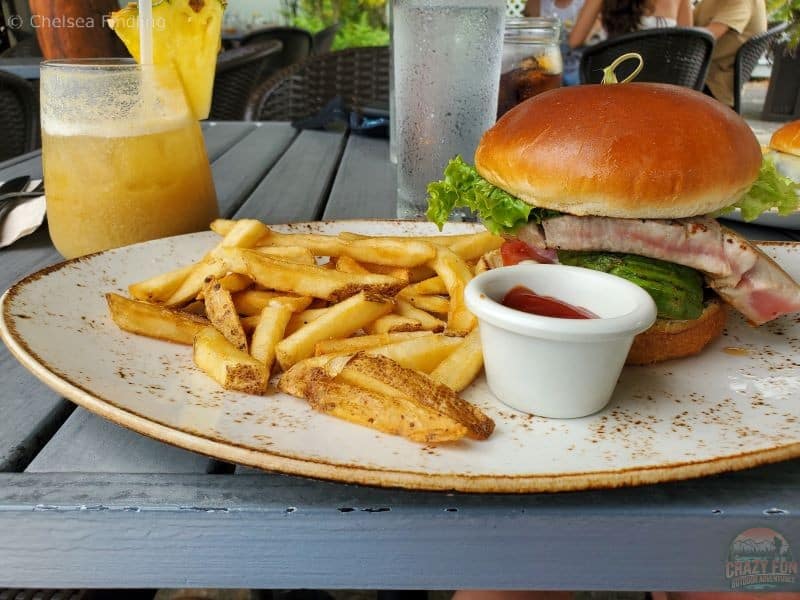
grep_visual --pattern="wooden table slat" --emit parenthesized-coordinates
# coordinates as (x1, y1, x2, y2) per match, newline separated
(203, 122, 258, 162)
(212, 122, 297, 217)
(234, 130, 347, 223)
(323, 134, 397, 220)
(25, 409, 217, 474)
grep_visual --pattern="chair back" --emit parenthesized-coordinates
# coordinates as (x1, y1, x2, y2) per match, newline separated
(580, 27, 715, 90)
(734, 22, 789, 114)
(211, 40, 283, 121)
(240, 26, 313, 70)
(312, 24, 340, 54)
(245, 46, 390, 122)
(0, 70, 38, 161)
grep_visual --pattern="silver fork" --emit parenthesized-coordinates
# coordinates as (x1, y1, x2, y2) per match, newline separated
(0, 182, 45, 224)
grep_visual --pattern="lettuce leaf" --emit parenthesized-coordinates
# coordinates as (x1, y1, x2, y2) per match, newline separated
(426, 157, 554, 235)
(721, 157, 799, 222)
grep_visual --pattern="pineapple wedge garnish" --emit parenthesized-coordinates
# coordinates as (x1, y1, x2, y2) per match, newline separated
(109, 0, 226, 120)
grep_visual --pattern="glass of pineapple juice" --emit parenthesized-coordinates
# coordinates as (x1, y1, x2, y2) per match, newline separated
(40, 59, 219, 259)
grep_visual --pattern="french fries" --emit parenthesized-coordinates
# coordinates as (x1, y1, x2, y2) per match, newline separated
(106, 293, 208, 345)
(429, 246, 477, 335)
(275, 291, 394, 369)
(203, 278, 248, 352)
(429, 328, 484, 392)
(250, 301, 294, 375)
(193, 327, 267, 394)
(314, 330, 432, 356)
(107, 219, 495, 443)
(242, 250, 405, 301)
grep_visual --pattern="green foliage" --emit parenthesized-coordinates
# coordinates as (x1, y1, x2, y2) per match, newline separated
(767, 0, 800, 50)
(280, 0, 388, 49)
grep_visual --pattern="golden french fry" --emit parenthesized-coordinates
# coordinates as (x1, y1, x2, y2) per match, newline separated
(260, 231, 346, 255)
(250, 301, 294, 374)
(231, 290, 313, 316)
(343, 238, 436, 267)
(429, 329, 484, 392)
(251, 245, 316, 265)
(129, 264, 194, 302)
(358, 262, 412, 282)
(365, 333, 463, 373)
(447, 231, 504, 261)
(394, 298, 446, 332)
(399, 276, 447, 298)
(241, 250, 404, 301)
(240, 314, 260, 334)
(275, 292, 394, 370)
(277, 354, 334, 398)
(203, 278, 248, 352)
(165, 258, 229, 307)
(217, 273, 253, 293)
(193, 327, 267, 394)
(305, 373, 468, 443)
(106, 293, 208, 345)
(285, 308, 329, 336)
(405, 294, 450, 315)
(364, 314, 423, 334)
(474, 249, 503, 275)
(314, 331, 432, 356)
(339, 232, 479, 246)
(209, 218, 236, 236)
(429, 246, 477, 335)
(340, 353, 494, 440)
(261, 232, 435, 268)
(335, 255, 372, 275)
(218, 219, 271, 249)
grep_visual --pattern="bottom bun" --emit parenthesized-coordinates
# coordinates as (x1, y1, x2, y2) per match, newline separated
(625, 298, 727, 365)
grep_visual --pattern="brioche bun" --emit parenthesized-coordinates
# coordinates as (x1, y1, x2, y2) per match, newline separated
(474, 83, 762, 219)
(770, 120, 800, 158)
(625, 299, 727, 365)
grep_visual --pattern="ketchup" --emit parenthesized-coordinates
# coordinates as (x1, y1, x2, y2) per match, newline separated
(501, 286, 597, 319)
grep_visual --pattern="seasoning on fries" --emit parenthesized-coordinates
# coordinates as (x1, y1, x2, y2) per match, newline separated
(106, 219, 499, 444)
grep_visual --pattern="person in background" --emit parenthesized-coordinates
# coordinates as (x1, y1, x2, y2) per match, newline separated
(694, 0, 767, 108)
(568, 0, 692, 48)
(525, 0, 587, 85)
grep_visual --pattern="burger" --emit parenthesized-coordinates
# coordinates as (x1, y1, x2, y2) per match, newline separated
(766, 119, 800, 187)
(426, 83, 800, 365)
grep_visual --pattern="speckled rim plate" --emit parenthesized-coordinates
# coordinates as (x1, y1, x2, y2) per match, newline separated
(2, 220, 800, 493)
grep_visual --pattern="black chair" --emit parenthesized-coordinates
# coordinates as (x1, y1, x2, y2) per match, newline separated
(240, 26, 314, 70)
(211, 40, 283, 121)
(0, 70, 38, 161)
(311, 23, 340, 54)
(733, 22, 789, 114)
(579, 27, 715, 90)
(245, 46, 389, 122)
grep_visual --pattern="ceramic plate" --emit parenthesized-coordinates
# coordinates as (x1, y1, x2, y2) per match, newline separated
(719, 209, 800, 231)
(2, 221, 800, 493)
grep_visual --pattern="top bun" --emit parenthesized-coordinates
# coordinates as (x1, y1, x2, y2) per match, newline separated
(770, 120, 800, 157)
(475, 83, 762, 219)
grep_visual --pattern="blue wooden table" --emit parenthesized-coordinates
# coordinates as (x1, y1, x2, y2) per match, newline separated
(0, 122, 798, 592)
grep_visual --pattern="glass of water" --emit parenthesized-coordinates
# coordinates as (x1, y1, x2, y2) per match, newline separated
(393, 0, 505, 219)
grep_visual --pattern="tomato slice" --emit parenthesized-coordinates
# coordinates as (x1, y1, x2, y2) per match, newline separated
(500, 240, 538, 266)
(500, 240, 550, 266)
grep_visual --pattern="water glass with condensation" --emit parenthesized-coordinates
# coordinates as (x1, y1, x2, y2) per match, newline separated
(393, 0, 505, 219)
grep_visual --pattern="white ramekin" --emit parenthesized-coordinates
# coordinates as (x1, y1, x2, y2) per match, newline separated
(465, 264, 658, 418)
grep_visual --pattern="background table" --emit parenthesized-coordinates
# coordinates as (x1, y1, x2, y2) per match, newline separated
(0, 122, 798, 591)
